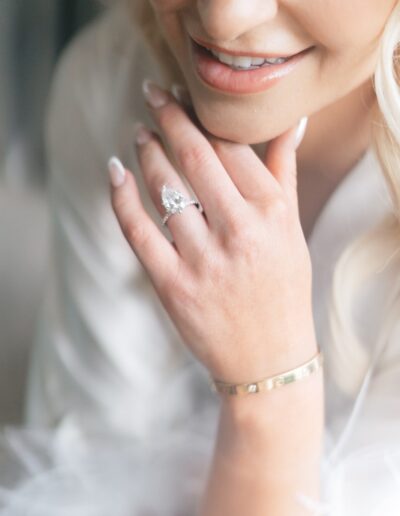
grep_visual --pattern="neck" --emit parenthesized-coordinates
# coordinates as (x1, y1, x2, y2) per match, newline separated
(251, 80, 377, 239)
(296, 79, 377, 182)
(252, 79, 376, 178)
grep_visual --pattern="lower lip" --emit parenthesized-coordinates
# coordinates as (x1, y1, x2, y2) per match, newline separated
(191, 39, 312, 95)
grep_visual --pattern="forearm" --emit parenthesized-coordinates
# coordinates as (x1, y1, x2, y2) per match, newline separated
(198, 345, 325, 516)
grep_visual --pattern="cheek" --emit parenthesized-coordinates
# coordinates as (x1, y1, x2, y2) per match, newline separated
(296, 0, 395, 92)
(300, 0, 396, 52)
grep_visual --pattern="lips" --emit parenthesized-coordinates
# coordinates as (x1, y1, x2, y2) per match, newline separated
(191, 36, 298, 60)
(190, 38, 313, 95)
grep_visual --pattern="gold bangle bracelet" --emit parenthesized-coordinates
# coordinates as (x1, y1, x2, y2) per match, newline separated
(209, 350, 323, 396)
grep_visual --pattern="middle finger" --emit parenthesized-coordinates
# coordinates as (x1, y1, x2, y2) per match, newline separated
(142, 80, 247, 229)
(135, 126, 210, 261)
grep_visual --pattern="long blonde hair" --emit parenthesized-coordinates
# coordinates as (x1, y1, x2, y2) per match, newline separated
(130, 1, 400, 398)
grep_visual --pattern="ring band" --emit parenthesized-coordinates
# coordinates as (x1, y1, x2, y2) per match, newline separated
(161, 184, 202, 226)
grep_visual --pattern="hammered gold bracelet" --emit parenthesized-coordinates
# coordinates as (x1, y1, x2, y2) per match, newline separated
(209, 350, 323, 396)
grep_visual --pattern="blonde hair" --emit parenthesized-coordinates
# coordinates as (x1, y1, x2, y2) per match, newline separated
(130, 1, 400, 398)
(128, 1, 185, 86)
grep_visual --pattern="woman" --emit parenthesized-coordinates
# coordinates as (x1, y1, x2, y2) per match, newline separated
(2, 0, 400, 514)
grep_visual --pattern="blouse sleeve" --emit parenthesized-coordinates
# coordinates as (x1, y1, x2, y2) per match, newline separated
(0, 8, 220, 515)
(23, 5, 216, 438)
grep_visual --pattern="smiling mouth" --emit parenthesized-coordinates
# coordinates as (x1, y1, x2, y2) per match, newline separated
(191, 37, 310, 71)
(189, 36, 314, 95)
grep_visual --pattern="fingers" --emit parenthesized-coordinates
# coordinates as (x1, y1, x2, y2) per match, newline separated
(263, 117, 308, 212)
(133, 124, 210, 260)
(207, 137, 281, 203)
(142, 79, 246, 228)
(108, 157, 180, 291)
(171, 82, 281, 203)
(142, 80, 309, 222)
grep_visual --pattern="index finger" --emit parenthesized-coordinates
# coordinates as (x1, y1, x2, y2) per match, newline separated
(142, 80, 246, 226)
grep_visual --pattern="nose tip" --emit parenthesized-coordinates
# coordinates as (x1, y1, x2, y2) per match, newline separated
(197, 1, 278, 42)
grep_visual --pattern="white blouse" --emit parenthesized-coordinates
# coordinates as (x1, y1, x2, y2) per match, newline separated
(2, 4, 400, 515)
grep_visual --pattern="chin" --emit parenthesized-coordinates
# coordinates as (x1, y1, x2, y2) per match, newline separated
(192, 100, 286, 144)
(196, 111, 283, 145)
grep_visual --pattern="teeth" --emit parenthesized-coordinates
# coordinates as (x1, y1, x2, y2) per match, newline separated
(211, 49, 234, 65)
(250, 57, 265, 65)
(266, 57, 287, 64)
(209, 48, 288, 69)
(231, 56, 253, 68)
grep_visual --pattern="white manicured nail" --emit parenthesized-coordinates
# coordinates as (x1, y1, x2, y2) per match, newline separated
(108, 156, 126, 187)
(295, 116, 308, 149)
(142, 78, 169, 108)
(171, 83, 192, 105)
(134, 122, 152, 145)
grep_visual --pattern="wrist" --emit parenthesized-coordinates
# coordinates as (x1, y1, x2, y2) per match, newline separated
(210, 318, 319, 385)
(215, 369, 325, 486)
(219, 353, 324, 433)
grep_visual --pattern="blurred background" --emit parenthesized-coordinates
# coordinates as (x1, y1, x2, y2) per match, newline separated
(0, 0, 104, 424)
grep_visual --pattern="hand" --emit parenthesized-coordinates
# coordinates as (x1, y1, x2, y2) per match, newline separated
(108, 80, 317, 384)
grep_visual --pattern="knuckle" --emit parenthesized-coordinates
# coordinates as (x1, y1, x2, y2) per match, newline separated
(124, 221, 150, 248)
(227, 209, 250, 236)
(227, 231, 260, 262)
(170, 280, 193, 306)
(177, 143, 211, 171)
(268, 196, 290, 221)
(224, 212, 259, 251)
(233, 226, 259, 251)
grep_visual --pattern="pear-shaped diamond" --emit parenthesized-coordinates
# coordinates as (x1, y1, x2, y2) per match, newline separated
(161, 185, 187, 214)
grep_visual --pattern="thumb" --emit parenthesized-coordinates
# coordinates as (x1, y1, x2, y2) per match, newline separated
(263, 116, 308, 210)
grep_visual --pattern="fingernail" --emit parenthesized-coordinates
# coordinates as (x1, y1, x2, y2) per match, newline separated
(134, 122, 152, 145)
(295, 116, 308, 149)
(108, 156, 126, 187)
(142, 78, 169, 108)
(171, 83, 192, 105)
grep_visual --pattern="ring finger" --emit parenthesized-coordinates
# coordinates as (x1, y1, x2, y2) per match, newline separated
(135, 124, 210, 260)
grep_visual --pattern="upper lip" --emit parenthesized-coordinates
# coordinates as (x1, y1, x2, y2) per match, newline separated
(191, 35, 303, 59)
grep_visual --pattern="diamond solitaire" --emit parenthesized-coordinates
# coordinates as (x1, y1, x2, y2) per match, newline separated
(161, 184, 201, 226)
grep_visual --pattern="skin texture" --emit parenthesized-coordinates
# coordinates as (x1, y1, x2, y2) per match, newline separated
(150, 0, 394, 142)
(110, 84, 323, 514)
(150, 0, 396, 238)
(109, 1, 397, 514)
(112, 86, 316, 382)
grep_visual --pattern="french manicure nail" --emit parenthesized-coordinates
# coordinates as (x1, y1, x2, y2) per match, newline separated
(171, 83, 192, 105)
(134, 122, 152, 145)
(108, 156, 126, 187)
(295, 116, 308, 149)
(142, 78, 169, 108)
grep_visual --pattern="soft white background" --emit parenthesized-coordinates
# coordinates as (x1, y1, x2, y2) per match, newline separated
(0, 0, 101, 424)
